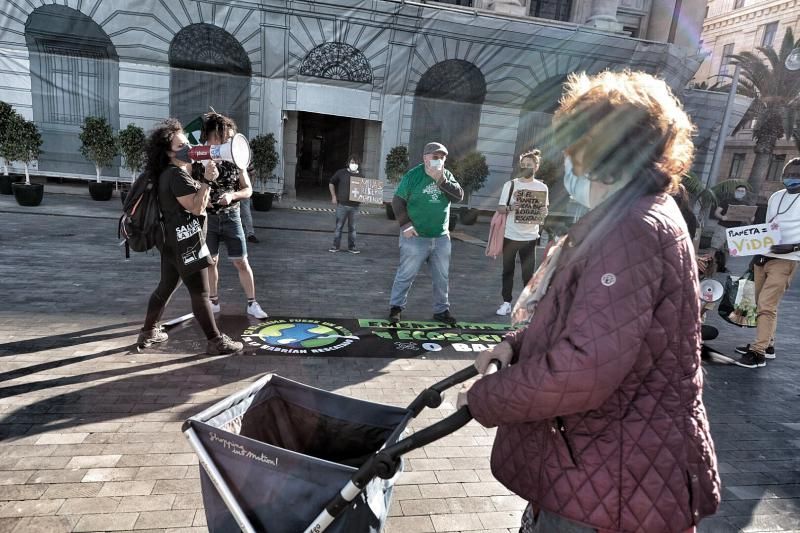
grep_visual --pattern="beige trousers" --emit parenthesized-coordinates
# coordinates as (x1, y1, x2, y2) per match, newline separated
(752, 258, 799, 354)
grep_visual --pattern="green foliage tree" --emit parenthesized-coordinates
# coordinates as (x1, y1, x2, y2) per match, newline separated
(453, 151, 489, 205)
(729, 28, 800, 197)
(117, 123, 146, 177)
(249, 133, 280, 192)
(5, 115, 43, 185)
(79, 116, 117, 182)
(384, 145, 409, 184)
(0, 101, 19, 176)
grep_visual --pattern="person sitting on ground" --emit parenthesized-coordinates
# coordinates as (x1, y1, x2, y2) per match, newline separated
(137, 119, 243, 355)
(734, 159, 800, 367)
(457, 70, 720, 533)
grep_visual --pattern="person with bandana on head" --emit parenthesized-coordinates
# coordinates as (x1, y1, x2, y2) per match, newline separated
(329, 154, 364, 254)
(456, 71, 720, 533)
(495, 149, 549, 316)
(734, 159, 800, 367)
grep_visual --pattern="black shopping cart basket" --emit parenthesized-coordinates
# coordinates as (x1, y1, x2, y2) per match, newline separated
(183, 362, 495, 533)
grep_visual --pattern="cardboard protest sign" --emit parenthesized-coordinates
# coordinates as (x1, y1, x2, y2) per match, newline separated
(726, 222, 781, 257)
(724, 205, 758, 223)
(514, 190, 547, 224)
(349, 177, 383, 204)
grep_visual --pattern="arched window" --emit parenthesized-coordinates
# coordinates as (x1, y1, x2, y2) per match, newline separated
(25, 5, 118, 173)
(169, 24, 251, 135)
(299, 43, 372, 84)
(513, 74, 568, 166)
(409, 60, 486, 164)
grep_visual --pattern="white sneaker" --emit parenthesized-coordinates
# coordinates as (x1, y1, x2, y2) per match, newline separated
(210, 300, 221, 313)
(496, 302, 512, 316)
(247, 301, 269, 319)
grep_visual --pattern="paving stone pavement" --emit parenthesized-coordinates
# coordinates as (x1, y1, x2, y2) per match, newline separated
(0, 189, 799, 532)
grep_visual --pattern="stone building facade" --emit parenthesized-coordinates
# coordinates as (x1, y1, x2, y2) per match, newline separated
(0, 0, 704, 206)
(694, 0, 800, 200)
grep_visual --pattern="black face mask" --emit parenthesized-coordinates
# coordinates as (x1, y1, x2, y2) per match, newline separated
(519, 168, 535, 178)
(174, 144, 192, 164)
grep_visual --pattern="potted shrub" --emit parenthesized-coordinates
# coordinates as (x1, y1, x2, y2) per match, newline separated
(249, 133, 280, 211)
(79, 116, 117, 201)
(0, 101, 22, 194)
(9, 115, 44, 206)
(451, 151, 489, 226)
(384, 145, 409, 220)
(117, 123, 146, 204)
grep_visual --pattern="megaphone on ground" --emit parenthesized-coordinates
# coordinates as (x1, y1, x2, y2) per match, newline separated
(188, 133, 251, 170)
(699, 279, 724, 303)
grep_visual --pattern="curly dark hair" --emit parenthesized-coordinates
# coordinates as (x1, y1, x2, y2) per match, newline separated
(200, 112, 237, 144)
(143, 118, 183, 181)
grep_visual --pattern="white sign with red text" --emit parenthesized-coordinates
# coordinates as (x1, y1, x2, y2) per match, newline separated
(726, 223, 782, 257)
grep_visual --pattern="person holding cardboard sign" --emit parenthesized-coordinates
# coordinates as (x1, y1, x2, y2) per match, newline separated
(329, 154, 363, 254)
(495, 149, 549, 316)
(734, 159, 800, 368)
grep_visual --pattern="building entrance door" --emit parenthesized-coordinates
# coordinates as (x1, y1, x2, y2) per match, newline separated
(295, 112, 365, 200)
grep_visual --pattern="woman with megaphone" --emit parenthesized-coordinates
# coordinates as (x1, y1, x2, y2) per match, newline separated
(197, 112, 269, 321)
(137, 118, 244, 355)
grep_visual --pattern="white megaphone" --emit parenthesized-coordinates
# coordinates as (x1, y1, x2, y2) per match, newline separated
(188, 133, 251, 170)
(699, 279, 724, 303)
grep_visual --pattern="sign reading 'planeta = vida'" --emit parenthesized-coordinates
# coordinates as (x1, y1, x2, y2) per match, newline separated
(726, 223, 782, 257)
(349, 178, 384, 205)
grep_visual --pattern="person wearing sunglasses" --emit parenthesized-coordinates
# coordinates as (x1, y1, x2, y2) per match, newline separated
(734, 160, 800, 367)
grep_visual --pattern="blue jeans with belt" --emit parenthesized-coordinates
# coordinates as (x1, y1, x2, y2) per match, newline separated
(389, 234, 451, 314)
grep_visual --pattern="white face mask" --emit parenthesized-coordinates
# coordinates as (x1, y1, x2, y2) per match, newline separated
(563, 155, 592, 208)
(734, 191, 746, 200)
(429, 159, 444, 171)
(349, 163, 359, 172)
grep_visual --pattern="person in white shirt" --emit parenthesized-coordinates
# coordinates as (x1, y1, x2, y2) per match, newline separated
(495, 149, 549, 316)
(735, 158, 800, 368)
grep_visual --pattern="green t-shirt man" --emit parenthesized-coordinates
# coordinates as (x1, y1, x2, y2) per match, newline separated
(394, 164, 464, 238)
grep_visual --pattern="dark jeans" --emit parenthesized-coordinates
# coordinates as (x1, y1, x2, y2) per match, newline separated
(143, 246, 220, 340)
(502, 237, 537, 303)
(521, 506, 596, 533)
(333, 204, 358, 249)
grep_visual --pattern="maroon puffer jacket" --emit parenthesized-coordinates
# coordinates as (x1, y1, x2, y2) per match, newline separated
(468, 193, 720, 533)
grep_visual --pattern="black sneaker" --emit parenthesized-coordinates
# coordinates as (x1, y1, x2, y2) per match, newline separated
(329, 247, 339, 253)
(348, 248, 361, 254)
(247, 235, 259, 244)
(207, 334, 244, 355)
(433, 310, 458, 327)
(733, 350, 766, 368)
(136, 326, 168, 350)
(389, 306, 402, 325)
(736, 344, 775, 359)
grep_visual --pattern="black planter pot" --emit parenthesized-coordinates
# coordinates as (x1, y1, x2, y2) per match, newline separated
(448, 213, 458, 232)
(88, 181, 114, 201)
(385, 202, 396, 220)
(0, 174, 22, 195)
(460, 208, 479, 225)
(12, 182, 43, 206)
(252, 192, 273, 211)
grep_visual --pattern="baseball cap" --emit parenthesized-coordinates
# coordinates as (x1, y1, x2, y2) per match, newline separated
(423, 142, 448, 156)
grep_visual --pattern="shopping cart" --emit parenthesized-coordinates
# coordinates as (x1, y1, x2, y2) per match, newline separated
(183, 361, 497, 533)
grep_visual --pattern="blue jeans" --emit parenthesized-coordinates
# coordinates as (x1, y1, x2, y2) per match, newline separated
(206, 207, 247, 259)
(333, 204, 358, 249)
(389, 234, 451, 314)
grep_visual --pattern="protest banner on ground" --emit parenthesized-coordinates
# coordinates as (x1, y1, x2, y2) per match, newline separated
(349, 178, 383, 204)
(514, 190, 547, 224)
(726, 222, 782, 257)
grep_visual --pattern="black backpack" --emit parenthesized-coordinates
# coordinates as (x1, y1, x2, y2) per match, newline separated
(118, 173, 163, 258)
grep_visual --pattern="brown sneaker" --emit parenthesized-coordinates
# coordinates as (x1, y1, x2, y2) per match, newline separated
(206, 334, 244, 355)
(137, 326, 168, 350)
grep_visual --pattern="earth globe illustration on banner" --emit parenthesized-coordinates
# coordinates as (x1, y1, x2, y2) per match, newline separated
(256, 322, 342, 349)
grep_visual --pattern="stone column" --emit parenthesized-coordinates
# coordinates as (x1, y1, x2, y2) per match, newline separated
(586, 0, 622, 32)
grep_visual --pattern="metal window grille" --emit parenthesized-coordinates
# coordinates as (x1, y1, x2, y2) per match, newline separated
(40, 42, 106, 125)
(529, 0, 572, 22)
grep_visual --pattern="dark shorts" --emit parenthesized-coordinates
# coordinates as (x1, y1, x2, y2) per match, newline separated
(206, 207, 247, 260)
